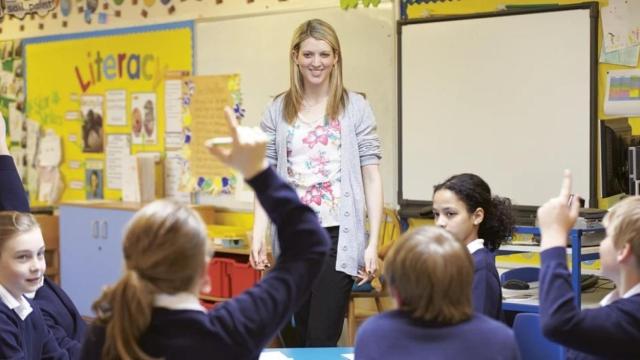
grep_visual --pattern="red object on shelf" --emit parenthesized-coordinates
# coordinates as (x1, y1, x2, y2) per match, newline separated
(229, 261, 261, 297)
(206, 258, 234, 298)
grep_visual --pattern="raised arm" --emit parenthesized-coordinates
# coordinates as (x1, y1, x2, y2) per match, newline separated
(206, 107, 330, 357)
(0, 114, 29, 212)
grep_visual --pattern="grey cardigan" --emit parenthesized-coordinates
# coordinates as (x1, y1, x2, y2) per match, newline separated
(260, 91, 382, 276)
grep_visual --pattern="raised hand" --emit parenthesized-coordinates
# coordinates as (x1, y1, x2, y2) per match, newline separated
(537, 170, 581, 250)
(206, 106, 268, 180)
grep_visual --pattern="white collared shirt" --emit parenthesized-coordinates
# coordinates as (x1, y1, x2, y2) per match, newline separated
(0, 284, 33, 320)
(154, 292, 206, 313)
(599, 282, 640, 306)
(467, 239, 485, 255)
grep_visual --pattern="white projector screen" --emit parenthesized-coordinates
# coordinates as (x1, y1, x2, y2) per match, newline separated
(399, 4, 597, 210)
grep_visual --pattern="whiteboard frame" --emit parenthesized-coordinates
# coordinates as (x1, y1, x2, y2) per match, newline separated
(397, 3, 599, 215)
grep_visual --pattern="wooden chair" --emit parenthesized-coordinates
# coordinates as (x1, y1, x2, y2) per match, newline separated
(346, 207, 401, 345)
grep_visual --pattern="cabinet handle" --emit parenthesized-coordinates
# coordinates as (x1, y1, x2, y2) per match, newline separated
(100, 221, 108, 239)
(91, 221, 99, 239)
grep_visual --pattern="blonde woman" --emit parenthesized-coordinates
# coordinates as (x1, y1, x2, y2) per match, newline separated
(250, 18, 383, 346)
(79, 108, 330, 360)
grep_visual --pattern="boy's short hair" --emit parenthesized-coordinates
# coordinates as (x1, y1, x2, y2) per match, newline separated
(605, 196, 640, 266)
(384, 226, 474, 324)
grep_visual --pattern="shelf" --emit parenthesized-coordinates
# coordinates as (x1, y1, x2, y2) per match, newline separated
(500, 244, 600, 255)
(199, 294, 228, 302)
(211, 245, 250, 255)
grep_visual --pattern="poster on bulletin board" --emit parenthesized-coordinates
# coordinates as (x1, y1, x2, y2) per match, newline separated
(24, 21, 193, 203)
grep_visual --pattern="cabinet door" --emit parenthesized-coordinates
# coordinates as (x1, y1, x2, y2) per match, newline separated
(60, 206, 134, 316)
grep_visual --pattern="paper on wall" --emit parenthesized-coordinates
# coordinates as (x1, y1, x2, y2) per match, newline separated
(37, 131, 62, 167)
(105, 134, 130, 190)
(8, 103, 24, 143)
(604, 69, 640, 116)
(165, 79, 183, 133)
(121, 155, 141, 202)
(600, 45, 640, 67)
(25, 119, 40, 167)
(106, 90, 127, 126)
(165, 150, 190, 203)
(601, 0, 640, 52)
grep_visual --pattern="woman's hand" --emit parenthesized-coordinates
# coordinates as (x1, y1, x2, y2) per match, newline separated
(356, 245, 379, 286)
(250, 236, 270, 271)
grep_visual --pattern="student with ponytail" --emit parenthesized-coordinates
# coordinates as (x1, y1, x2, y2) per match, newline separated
(432, 173, 514, 319)
(80, 107, 330, 360)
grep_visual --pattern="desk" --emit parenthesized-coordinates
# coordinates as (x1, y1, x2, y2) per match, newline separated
(261, 347, 354, 360)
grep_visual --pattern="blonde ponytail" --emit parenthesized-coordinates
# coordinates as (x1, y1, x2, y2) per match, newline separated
(94, 270, 156, 360)
(91, 200, 208, 360)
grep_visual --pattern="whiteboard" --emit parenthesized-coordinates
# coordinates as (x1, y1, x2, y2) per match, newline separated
(195, 4, 396, 208)
(399, 5, 597, 208)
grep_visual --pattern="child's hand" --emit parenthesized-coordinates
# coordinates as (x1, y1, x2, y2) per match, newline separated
(0, 113, 9, 155)
(206, 106, 268, 180)
(537, 170, 580, 250)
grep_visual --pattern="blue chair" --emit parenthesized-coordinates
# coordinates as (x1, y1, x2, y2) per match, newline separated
(500, 266, 539, 284)
(513, 313, 564, 360)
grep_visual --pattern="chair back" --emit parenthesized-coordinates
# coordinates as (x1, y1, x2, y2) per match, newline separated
(513, 313, 564, 360)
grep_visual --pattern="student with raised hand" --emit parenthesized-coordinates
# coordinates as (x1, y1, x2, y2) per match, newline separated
(432, 174, 514, 319)
(252, 18, 383, 347)
(79, 107, 330, 360)
(0, 114, 85, 359)
(0, 211, 68, 359)
(537, 171, 640, 359)
(354, 226, 519, 360)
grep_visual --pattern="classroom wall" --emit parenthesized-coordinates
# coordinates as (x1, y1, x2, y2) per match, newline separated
(0, 0, 345, 41)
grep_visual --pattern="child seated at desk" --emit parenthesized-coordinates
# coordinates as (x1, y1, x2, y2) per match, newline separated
(537, 171, 640, 359)
(354, 226, 519, 360)
(433, 173, 514, 319)
(0, 114, 82, 359)
(79, 107, 330, 359)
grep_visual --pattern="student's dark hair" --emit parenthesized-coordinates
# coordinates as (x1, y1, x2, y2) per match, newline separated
(433, 173, 514, 252)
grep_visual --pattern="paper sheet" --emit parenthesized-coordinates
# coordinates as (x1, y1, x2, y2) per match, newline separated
(604, 69, 640, 116)
(85, 160, 104, 200)
(25, 119, 40, 167)
(342, 354, 355, 360)
(165, 79, 183, 133)
(38, 131, 62, 167)
(601, 0, 640, 52)
(106, 90, 127, 126)
(105, 134, 131, 190)
(8, 103, 24, 143)
(121, 155, 140, 202)
(258, 352, 293, 360)
(131, 92, 157, 144)
(600, 45, 639, 67)
(165, 150, 190, 203)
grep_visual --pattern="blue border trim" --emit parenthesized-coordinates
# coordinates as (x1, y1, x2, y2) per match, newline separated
(22, 20, 195, 104)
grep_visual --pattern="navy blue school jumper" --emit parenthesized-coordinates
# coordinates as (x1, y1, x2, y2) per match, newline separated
(355, 310, 519, 360)
(0, 154, 87, 357)
(0, 297, 69, 359)
(539, 247, 640, 360)
(80, 167, 330, 360)
(471, 247, 503, 320)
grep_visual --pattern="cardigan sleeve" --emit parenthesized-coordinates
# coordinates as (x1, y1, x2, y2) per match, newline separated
(350, 93, 381, 166)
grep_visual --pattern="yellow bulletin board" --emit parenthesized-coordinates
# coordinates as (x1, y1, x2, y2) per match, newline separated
(24, 21, 193, 203)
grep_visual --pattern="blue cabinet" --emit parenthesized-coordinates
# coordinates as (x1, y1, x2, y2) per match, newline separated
(59, 205, 136, 317)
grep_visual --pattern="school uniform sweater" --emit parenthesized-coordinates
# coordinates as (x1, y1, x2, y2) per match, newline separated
(468, 239, 503, 320)
(80, 167, 330, 360)
(0, 154, 30, 212)
(0, 154, 86, 358)
(539, 247, 640, 360)
(355, 310, 520, 360)
(0, 296, 69, 359)
(35, 277, 86, 359)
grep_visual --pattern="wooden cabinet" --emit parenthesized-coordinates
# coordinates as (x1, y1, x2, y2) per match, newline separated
(35, 214, 60, 284)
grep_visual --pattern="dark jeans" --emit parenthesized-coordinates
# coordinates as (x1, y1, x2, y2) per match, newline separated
(292, 226, 354, 347)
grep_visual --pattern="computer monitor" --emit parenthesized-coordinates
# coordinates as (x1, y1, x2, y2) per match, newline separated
(600, 118, 639, 198)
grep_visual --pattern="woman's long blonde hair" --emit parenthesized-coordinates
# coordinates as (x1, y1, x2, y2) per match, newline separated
(283, 18, 348, 123)
(92, 200, 208, 360)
